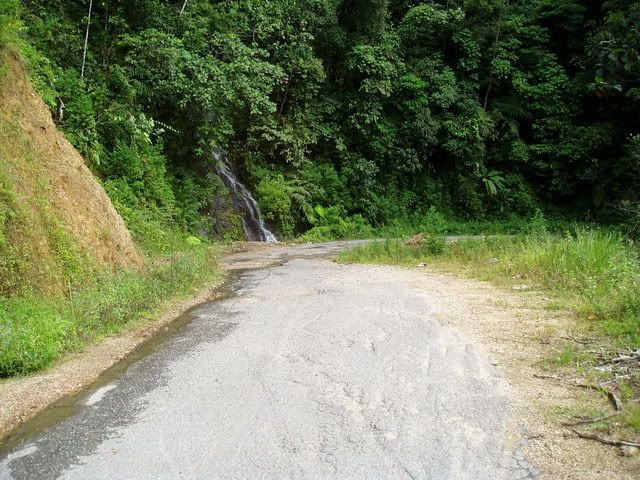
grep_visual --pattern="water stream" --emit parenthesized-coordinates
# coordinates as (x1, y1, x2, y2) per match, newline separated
(214, 152, 277, 243)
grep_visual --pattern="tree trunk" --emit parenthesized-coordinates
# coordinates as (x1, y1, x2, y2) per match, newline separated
(483, 1, 506, 110)
(80, 0, 93, 79)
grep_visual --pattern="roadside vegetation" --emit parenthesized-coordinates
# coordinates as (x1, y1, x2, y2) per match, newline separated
(0, 41, 225, 377)
(1, 2, 229, 378)
(0, 241, 223, 377)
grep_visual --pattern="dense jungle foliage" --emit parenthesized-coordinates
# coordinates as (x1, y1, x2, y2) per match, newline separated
(1, 0, 640, 240)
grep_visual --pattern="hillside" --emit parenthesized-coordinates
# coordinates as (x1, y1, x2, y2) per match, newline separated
(0, 49, 141, 296)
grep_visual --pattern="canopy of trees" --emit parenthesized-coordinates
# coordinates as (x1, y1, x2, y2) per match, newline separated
(2, 0, 639, 238)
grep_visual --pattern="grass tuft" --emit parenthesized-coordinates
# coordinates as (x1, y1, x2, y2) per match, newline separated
(0, 298, 71, 376)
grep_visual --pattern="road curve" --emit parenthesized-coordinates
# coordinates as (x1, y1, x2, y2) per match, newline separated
(0, 242, 535, 479)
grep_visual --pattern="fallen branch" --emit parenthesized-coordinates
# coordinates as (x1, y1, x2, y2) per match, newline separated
(533, 374, 623, 411)
(561, 412, 620, 427)
(572, 382, 623, 412)
(559, 335, 593, 345)
(571, 429, 640, 448)
(533, 373, 563, 381)
(610, 352, 640, 363)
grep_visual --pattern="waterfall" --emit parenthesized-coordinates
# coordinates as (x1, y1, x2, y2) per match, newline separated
(214, 152, 278, 243)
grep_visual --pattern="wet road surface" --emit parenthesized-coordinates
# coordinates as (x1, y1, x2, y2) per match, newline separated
(0, 242, 535, 479)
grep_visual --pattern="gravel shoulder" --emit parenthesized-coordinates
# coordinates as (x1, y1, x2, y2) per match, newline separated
(406, 267, 640, 479)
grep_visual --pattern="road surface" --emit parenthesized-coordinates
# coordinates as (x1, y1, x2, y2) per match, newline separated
(0, 242, 534, 479)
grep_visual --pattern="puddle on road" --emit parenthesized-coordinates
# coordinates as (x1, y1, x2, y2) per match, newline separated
(0, 273, 242, 461)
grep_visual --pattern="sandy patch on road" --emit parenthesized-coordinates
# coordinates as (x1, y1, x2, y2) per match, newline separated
(408, 269, 640, 479)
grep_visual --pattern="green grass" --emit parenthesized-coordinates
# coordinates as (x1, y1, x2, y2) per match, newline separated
(543, 344, 594, 368)
(0, 298, 71, 375)
(0, 243, 223, 376)
(623, 404, 640, 433)
(297, 207, 587, 243)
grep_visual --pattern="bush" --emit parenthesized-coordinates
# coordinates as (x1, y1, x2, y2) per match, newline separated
(257, 175, 297, 237)
(299, 163, 347, 208)
(416, 207, 448, 234)
(300, 205, 374, 241)
(53, 68, 103, 165)
(0, 0, 23, 49)
(494, 173, 540, 217)
(0, 298, 71, 376)
(618, 200, 640, 240)
(0, 243, 222, 377)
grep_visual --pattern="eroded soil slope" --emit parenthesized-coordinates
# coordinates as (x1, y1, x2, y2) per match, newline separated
(0, 50, 141, 294)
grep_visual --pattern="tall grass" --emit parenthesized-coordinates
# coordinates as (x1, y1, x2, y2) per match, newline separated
(340, 237, 446, 264)
(340, 229, 640, 347)
(0, 245, 223, 376)
(374, 208, 583, 238)
(0, 298, 71, 375)
(504, 230, 640, 344)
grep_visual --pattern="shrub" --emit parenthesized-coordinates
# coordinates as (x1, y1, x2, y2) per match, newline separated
(300, 205, 374, 241)
(0, 0, 23, 49)
(0, 297, 71, 376)
(496, 173, 540, 217)
(257, 175, 297, 237)
(417, 206, 448, 235)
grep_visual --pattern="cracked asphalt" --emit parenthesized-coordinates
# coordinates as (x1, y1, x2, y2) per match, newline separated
(0, 242, 535, 479)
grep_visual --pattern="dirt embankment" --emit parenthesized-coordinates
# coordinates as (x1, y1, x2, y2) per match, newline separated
(0, 49, 141, 295)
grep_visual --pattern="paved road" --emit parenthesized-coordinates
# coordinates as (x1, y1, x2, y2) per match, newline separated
(0, 242, 534, 479)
